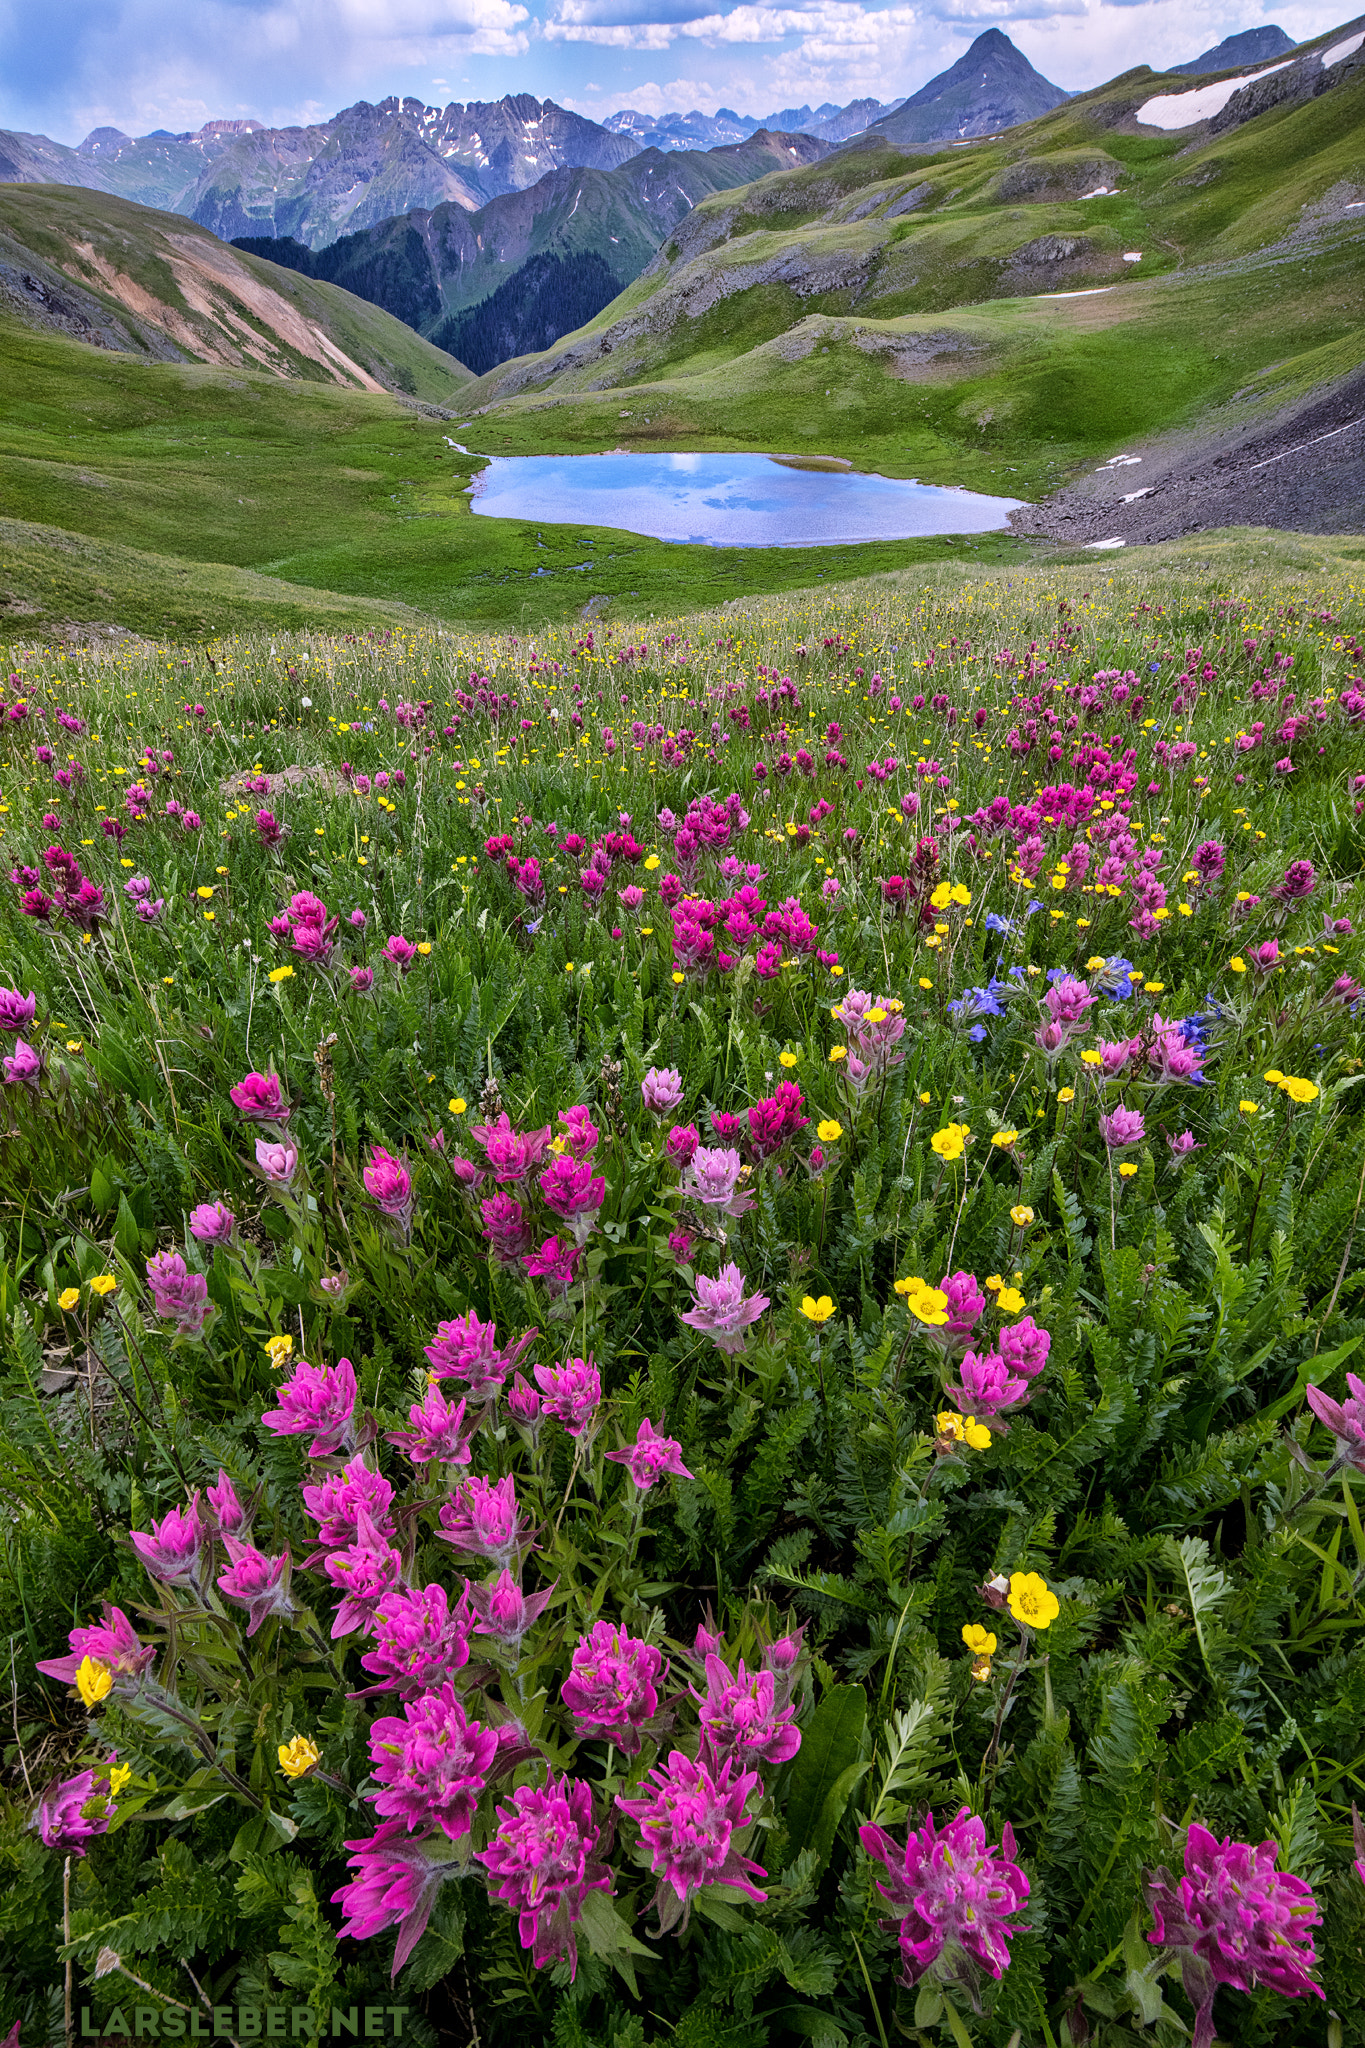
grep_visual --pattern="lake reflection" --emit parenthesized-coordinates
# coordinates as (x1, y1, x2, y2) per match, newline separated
(469, 451, 1022, 548)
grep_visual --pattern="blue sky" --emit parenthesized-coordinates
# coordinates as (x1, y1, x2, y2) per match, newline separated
(0, 0, 1351, 143)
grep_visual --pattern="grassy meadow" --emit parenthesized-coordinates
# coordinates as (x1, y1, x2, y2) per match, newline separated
(0, 556, 1364, 2043)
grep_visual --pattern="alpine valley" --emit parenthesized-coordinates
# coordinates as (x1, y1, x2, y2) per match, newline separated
(0, 17, 1362, 641)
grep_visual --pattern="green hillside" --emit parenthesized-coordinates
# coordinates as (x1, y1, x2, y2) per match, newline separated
(461, 31, 1365, 502)
(0, 184, 471, 402)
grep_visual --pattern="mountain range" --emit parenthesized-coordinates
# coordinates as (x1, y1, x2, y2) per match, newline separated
(0, 36, 1070, 256)
(232, 129, 827, 373)
(600, 99, 907, 152)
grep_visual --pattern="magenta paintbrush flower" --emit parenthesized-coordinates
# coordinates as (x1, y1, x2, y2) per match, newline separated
(188, 1199, 236, 1245)
(301, 1458, 396, 1557)
(363, 1146, 415, 1233)
(942, 1349, 1030, 1424)
(368, 1682, 497, 1840)
(217, 1539, 294, 1636)
(465, 1568, 556, 1655)
(438, 1474, 533, 1568)
(1304, 1372, 1365, 1473)
(229, 1069, 291, 1123)
(255, 1135, 300, 1190)
(206, 1468, 251, 1539)
(617, 1749, 766, 1933)
(522, 1236, 581, 1297)
(996, 1314, 1051, 1384)
(0, 987, 36, 1033)
(129, 1494, 204, 1588)
(695, 1654, 801, 1772)
(561, 1620, 664, 1753)
(387, 1381, 473, 1467)
(606, 1417, 692, 1491)
(534, 1355, 601, 1437)
(859, 1806, 1030, 1995)
(359, 1584, 471, 1698)
(1145, 1823, 1323, 2048)
(641, 1066, 686, 1116)
(144, 1250, 212, 1338)
(37, 1604, 154, 1687)
(1100, 1104, 1146, 1150)
(333, 1821, 467, 1976)
(424, 1309, 534, 1402)
(472, 1112, 553, 1183)
(678, 1263, 770, 1356)
(380, 934, 418, 971)
(3, 1038, 42, 1089)
(478, 1773, 613, 1978)
(32, 1759, 122, 1855)
(480, 1193, 534, 1265)
(322, 1509, 404, 1639)
(682, 1146, 754, 1217)
(539, 1154, 606, 1243)
(262, 1355, 357, 1458)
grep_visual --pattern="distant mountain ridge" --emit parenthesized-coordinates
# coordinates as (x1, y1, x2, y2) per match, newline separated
(0, 95, 643, 248)
(1172, 25, 1296, 73)
(867, 29, 1070, 146)
(232, 129, 827, 368)
(601, 97, 906, 152)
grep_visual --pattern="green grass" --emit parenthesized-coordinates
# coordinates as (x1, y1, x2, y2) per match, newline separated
(0, 516, 433, 641)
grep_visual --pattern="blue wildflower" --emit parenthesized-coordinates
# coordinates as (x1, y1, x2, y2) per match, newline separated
(984, 911, 1017, 936)
(1094, 955, 1137, 999)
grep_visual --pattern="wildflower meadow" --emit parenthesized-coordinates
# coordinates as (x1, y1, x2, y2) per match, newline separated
(2, 564, 1365, 2048)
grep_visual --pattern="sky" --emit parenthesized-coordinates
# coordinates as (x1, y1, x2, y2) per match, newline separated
(0, 0, 1352, 143)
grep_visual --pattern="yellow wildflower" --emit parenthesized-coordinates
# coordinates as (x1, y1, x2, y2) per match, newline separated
(278, 1735, 321, 1780)
(89, 1275, 118, 1297)
(76, 1657, 113, 1708)
(58, 1286, 81, 1312)
(1010, 1205, 1034, 1227)
(1281, 1076, 1318, 1104)
(1057, 1086, 1076, 1104)
(1118, 1162, 1139, 1179)
(962, 1623, 998, 1656)
(779, 1050, 799, 1068)
(264, 1333, 293, 1371)
(449, 1097, 467, 1115)
(995, 1286, 1026, 1314)
(829, 1046, 847, 1063)
(992, 1130, 1018, 1150)
(268, 965, 295, 984)
(816, 1120, 843, 1143)
(800, 1295, 836, 1324)
(1239, 1100, 1258, 1114)
(930, 1123, 969, 1162)
(1229, 957, 1246, 974)
(1007, 1572, 1060, 1630)
(107, 1762, 132, 1799)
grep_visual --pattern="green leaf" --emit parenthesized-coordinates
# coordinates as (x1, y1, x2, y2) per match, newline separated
(1267, 1333, 1364, 1422)
(576, 1885, 654, 1996)
(114, 1194, 142, 1263)
(784, 1683, 866, 1863)
(90, 1163, 117, 1214)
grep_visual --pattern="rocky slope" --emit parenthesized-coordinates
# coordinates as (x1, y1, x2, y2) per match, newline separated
(0, 185, 470, 401)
